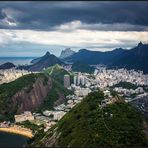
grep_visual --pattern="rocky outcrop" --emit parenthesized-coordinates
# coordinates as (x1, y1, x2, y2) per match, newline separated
(59, 48, 75, 59)
(12, 77, 52, 113)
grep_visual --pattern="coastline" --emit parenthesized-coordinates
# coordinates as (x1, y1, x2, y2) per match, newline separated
(0, 126, 33, 138)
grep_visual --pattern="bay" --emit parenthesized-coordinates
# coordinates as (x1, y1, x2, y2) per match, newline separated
(0, 57, 37, 66)
(0, 131, 28, 147)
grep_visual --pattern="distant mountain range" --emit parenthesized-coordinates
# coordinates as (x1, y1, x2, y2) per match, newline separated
(0, 62, 15, 70)
(112, 42, 148, 73)
(63, 47, 125, 65)
(0, 42, 148, 73)
(16, 52, 64, 71)
(63, 42, 148, 73)
(59, 48, 75, 59)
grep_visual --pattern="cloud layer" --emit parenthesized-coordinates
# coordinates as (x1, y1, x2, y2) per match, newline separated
(0, 29, 148, 56)
(0, 1, 148, 31)
(0, 1, 148, 56)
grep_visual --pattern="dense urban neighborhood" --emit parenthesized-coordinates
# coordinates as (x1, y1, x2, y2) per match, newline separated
(0, 65, 148, 138)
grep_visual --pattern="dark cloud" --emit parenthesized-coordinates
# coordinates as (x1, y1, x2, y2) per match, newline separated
(0, 1, 148, 31)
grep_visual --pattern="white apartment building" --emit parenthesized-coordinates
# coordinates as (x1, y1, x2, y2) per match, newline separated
(15, 111, 34, 123)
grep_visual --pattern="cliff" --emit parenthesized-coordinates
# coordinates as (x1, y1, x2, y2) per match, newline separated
(59, 48, 75, 59)
(0, 73, 71, 120)
(11, 77, 52, 113)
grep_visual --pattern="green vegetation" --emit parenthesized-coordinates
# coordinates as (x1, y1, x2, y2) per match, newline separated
(16, 120, 44, 133)
(0, 67, 73, 121)
(110, 89, 118, 97)
(72, 61, 94, 74)
(0, 73, 40, 120)
(39, 78, 72, 111)
(43, 64, 74, 85)
(28, 124, 57, 147)
(27, 128, 46, 146)
(57, 91, 147, 147)
(0, 114, 8, 122)
(30, 90, 148, 147)
(112, 81, 138, 90)
(17, 120, 46, 146)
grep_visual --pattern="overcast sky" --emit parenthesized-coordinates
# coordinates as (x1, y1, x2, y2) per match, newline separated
(0, 1, 148, 57)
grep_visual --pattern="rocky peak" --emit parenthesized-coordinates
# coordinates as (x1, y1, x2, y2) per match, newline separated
(60, 48, 75, 59)
(138, 41, 143, 47)
(45, 51, 50, 56)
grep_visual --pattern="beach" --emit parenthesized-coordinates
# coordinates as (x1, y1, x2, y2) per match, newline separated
(0, 125, 33, 138)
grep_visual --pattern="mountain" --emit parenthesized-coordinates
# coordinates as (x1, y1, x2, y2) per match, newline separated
(28, 52, 64, 71)
(64, 48, 125, 65)
(59, 48, 75, 59)
(72, 61, 95, 73)
(29, 90, 148, 147)
(64, 42, 148, 73)
(112, 42, 148, 73)
(0, 62, 16, 70)
(0, 73, 71, 121)
(30, 57, 42, 64)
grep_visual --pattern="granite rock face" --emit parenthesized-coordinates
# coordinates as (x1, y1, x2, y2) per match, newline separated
(12, 77, 52, 113)
(59, 48, 75, 59)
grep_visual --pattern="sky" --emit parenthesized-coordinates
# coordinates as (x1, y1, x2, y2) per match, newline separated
(0, 1, 148, 57)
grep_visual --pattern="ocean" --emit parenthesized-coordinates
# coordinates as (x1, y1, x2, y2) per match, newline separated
(0, 57, 35, 147)
(0, 57, 37, 66)
(0, 131, 28, 147)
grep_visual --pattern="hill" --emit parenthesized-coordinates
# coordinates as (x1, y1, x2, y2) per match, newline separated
(0, 62, 16, 69)
(64, 42, 148, 73)
(0, 72, 71, 121)
(59, 48, 75, 59)
(17, 52, 63, 71)
(43, 64, 74, 85)
(29, 91, 148, 147)
(112, 81, 138, 90)
(27, 52, 63, 71)
(72, 61, 94, 74)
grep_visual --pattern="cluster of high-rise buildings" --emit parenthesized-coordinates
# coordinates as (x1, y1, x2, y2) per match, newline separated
(64, 75, 71, 88)
(64, 72, 86, 88)
(74, 72, 85, 86)
(63, 68, 148, 103)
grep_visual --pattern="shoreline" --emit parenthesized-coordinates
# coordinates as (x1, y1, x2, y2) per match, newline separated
(0, 126, 33, 138)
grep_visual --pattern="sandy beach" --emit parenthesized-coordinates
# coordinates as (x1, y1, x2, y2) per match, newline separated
(0, 125, 33, 138)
